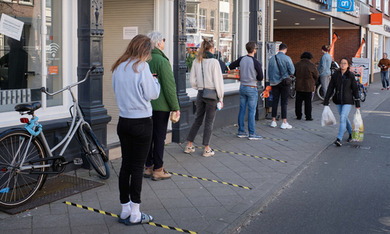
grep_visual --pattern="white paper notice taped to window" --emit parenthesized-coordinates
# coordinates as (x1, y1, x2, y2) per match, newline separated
(123, 27, 138, 40)
(0, 13, 24, 41)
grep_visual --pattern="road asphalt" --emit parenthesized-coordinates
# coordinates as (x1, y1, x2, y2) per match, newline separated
(1, 81, 388, 234)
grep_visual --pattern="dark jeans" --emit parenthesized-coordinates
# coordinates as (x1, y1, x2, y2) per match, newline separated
(187, 91, 218, 145)
(145, 110, 169, 170)
(117, 116, 153, 204)
(295, 91, 312, 119)
(271, 83, 289, 119)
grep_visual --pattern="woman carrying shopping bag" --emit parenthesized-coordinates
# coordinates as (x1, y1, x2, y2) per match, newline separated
(184, 38, 224, 157)
(323, 57, 360, 146)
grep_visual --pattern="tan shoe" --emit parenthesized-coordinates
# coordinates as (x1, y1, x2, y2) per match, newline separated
(203, 149, 215, 157)
(152, 167, 172, 181)
(143, 165, 154, 178)
(184, 145, 195, 154)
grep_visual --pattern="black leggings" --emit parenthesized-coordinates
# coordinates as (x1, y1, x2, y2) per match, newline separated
(118, 116, 153, 204)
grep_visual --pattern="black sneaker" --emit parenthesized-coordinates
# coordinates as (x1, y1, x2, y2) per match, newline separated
(334, 138, 342, 147)
(347, 134, 352, 142)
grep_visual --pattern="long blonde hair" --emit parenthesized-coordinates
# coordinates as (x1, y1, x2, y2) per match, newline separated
(111, 34, 152, 73)
(196, 38, 214, 62)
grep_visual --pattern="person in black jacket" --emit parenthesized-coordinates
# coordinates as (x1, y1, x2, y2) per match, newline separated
(323, 57, 360, 146)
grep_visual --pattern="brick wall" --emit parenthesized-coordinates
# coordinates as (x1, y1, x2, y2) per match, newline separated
(274, 29, 360, 65)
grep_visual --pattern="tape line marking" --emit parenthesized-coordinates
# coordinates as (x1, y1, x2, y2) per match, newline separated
(63, 201, 197, 234)
(232, 132, 288, 141)
(261, 122, 320, 132)
(169, 172, 252, 190)
(195, 146, 287, 164)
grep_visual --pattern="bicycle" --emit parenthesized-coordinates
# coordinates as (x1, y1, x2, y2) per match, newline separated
(289, 76, 296, 98)
(354, 73, 367, 102)
(316, 61, 339, 100)
(0, 66, 110, 208)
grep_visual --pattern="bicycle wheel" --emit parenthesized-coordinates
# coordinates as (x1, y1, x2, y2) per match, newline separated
(289, 82, 296, 98)
(80, 126, 110, 179)
(360, 90, 366, 102)
(317, 84, 325, 100)
(0, 130, 46, 208)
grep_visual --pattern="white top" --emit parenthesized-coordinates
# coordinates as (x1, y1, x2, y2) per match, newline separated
(189, 58, 224, 101)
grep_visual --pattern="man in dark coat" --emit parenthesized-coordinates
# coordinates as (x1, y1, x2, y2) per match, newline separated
(294, 51, 319, 121)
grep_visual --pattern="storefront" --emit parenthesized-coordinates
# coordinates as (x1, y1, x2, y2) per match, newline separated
(369, 18, 390, 83)
(102, 0, 265, 143)
(0, 0, 109, 168)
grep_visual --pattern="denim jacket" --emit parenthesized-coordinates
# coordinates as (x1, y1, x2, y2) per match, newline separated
(268, 52, 295, 86)
(318, 53, 331, 77)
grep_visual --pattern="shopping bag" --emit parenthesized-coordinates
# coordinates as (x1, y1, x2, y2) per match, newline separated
(321, 106, 336, 127)
(351, 109, 364, 142)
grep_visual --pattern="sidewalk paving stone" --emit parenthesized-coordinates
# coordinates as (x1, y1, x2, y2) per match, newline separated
(1, 81, 389, 234)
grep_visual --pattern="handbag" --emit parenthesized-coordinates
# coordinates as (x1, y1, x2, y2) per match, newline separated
(275, 55, 292, 86)
(201, 61, 218, 100)
(170, 111, 180, 123)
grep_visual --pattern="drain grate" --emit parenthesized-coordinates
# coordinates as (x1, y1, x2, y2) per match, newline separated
(0, 175, 104, 215)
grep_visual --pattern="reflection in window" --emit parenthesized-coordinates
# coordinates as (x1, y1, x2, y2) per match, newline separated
(376, 0, 381, 10)
(0, 0, 62, 112)
(186, 4, 198, 34)
(220, 12, 229, 32)
(385, 0, 389, 15)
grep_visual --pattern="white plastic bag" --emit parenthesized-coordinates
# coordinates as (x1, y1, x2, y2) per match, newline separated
(351, 109, 364, 142)
(321, 106, 337, 127)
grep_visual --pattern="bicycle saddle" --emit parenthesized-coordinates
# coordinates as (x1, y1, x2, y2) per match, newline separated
(15, 102, 42, 112)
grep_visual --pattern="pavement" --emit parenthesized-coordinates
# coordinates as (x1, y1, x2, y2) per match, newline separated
(1, 81, 389, 234)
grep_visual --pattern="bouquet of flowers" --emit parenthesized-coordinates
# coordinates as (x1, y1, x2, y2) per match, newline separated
(186, 48, 197, 72)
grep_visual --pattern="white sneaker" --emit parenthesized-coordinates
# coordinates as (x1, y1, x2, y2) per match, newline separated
(280, 122, 292, 129)
(270, 121, 277, 128)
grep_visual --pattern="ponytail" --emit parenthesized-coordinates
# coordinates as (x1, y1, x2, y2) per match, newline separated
(196, 38, 214, 62)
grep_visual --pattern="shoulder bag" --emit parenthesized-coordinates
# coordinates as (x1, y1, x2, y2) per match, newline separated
(201, 61, 218, 100)
(275, 55, 292, 86)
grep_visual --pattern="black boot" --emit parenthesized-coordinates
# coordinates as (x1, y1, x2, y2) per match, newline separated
(334, 138, 342, 147)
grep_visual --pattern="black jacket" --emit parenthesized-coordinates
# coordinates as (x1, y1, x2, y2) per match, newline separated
(324, 69, 360, 108)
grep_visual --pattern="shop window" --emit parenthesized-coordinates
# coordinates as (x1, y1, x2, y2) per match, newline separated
(0, 0, 62, 112)
(368, 0, 372, 6)
(376, 0, 381, 11)
(210, 10, 215, 31)
(385, 0, 389, 15)
(199, 9, 206, 30)
(185, 0, 238, 96)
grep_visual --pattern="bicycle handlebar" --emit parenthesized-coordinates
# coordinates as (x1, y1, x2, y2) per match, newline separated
(41, 66, 96, 96)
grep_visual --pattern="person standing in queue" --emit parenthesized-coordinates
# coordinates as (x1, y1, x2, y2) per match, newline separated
(268, 43, 295, 129)
(323, 57, 360, 147)
(229, 41, 263, 140)
(112, 35, 160, 225)
(184, 38, 224, 157)
(318, 45, 332, 95)
(144, 31, 180, 181)
(378, 53, 390, 90)
(294, 51, 319, 121)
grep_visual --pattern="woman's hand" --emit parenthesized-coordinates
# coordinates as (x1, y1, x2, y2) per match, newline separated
(219, 101, 223, 109)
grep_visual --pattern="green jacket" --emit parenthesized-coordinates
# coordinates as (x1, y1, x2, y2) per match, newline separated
(148, 48, 180, 112)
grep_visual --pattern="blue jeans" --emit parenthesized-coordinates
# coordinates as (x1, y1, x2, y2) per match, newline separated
(381, 71, 389, 88)
(238, 85, 258, 135)
(336, 104, 352, 141)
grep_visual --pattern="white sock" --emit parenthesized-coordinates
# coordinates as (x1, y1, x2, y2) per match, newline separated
(120, 201, 131, 219)
(129, 201, 141, 223)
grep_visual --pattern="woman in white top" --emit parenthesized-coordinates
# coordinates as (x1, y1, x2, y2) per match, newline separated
(184, 39, 224, 157)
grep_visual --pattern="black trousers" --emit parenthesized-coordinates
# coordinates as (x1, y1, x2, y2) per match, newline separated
(271, 83, 289, 119)
(295, 91, 312, 119)
(145, 110, 170, 170)
(117, 116, 153, 204)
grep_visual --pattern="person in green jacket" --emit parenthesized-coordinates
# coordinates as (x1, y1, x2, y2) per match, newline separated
(144, 31, 180, 181)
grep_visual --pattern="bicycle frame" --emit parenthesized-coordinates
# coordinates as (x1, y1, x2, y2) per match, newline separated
(17, 68, 96, 172)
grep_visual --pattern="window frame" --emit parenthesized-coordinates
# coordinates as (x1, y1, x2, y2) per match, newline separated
(199, 8, 206, 31)
(376, 0, 382, 11)
(210, 10, 215, 31)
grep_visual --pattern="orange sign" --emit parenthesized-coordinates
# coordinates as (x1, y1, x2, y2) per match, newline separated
(49, 66, 58, 75)
(370, 13, 383, 25)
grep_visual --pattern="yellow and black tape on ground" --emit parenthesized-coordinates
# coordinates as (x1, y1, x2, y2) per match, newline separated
(195, 146, 287, 164)
(63, 201, 197, 234)
(169, 171, 252, 190)
(231, 132, 288, 141)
